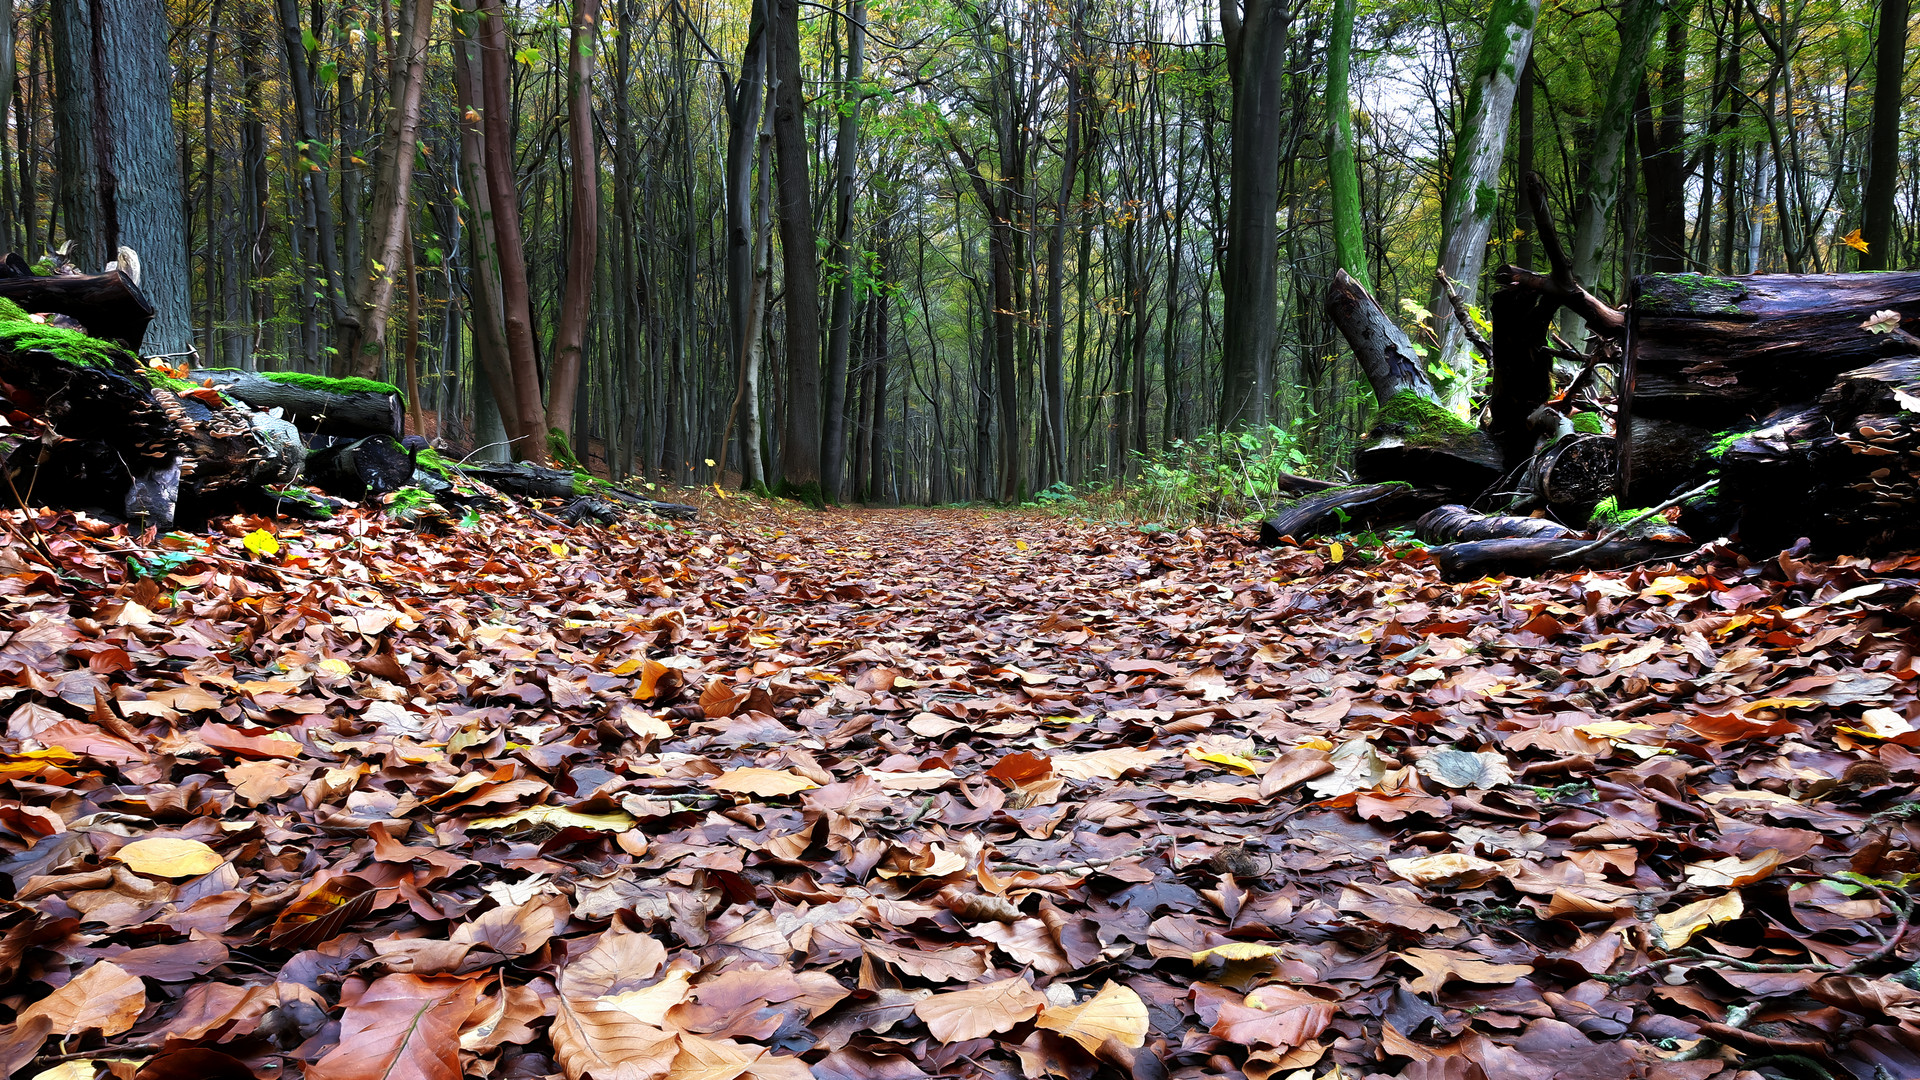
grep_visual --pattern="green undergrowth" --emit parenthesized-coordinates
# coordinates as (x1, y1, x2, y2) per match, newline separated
(414, 447, 455, 479)
(1588, 496, 1646, 529)
(0, 298, 134, 372)
(547, 429, 584, 470)
(1571, 412, 1605, 435)
(777, 479, 828, 509)
(385, 486, 436, 521)
(1123, 421, 1339, 525)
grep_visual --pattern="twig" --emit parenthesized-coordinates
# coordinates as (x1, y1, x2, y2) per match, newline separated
(1436, 270, 1495, 361)
(1551, 481, 1716, 563)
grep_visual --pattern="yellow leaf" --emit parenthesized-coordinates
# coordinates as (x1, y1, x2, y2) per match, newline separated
(1576, 720, 1655, 739)
(317, 658, 354, 678)
(469, 804, 637, 832)
(704, 458, 717, 467)
(1035, 981, 1149, 1051)
(1329, 542, 1344, 563)
(1843, 228, 1870, 253)
(243, 529, 280, 557)
(550, 543, 569, 558)
(1296, 737, 1335, 751)
(1014, 540, 1029, 551)
(1187, 746, 1260, 774)
(1839, 708, 1914, 739)
(1191, 942, 1283, 963)
(114, 837, 224, 878)
(1683, 849, 1787, 888)
(709, 768, 818, 797)
(1654, 892, 1743, 949)
(32, 1063, 99, 1080)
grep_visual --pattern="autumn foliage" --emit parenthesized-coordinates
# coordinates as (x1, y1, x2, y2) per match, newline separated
(0, 502, 1915, 1079)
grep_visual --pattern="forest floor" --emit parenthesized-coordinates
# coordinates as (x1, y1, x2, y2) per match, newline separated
(0, 497, 1917, 1080)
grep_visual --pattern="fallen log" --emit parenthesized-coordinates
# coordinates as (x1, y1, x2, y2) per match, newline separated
(190, 369, 404, 438)
(1258, 482, 1425, 546)
(458, 462, 700, 520)
(1414, 504, 1577, 544)
(1428, 537, 1694, 582)
(0, 309, 299, 527)
(304, 435, 419, 499)
(1632, 271, 1920, 426)
(0, 269, 154, 351)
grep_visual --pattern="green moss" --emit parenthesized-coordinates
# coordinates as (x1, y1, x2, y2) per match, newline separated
(1588, 496, 1649, 528)
(385, 486, 437, 521)
(776, 479, 827, 509)
(0, 298, 136, 372)
(1571, 412, 1605, 434)
(414, 447, 455, 479)
(255, 370, 403, 404)
(267, 485, 334, 518)
(1373, 391, 1479, 449)
(547, 428, 584, 470)
(1639, 273, 1748, 317)
(1707, 430, 1743, 461)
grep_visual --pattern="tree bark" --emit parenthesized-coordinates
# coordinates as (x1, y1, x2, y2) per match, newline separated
(1425, 0, 1541, 413)
(770, 0, 822, 493)
(343, 0, 432, 382)
(450, 0, 524, 455)
(1564, 0, 1661, 337)
(476, 0, 549, 462)
(1217, 0, 1290, 429)
(188, 369, 403, 438)
(1326, 0, 1367, 289)
(269, 0, 355, 357)
(1635, 11, 1688, 273)
(48, 0, 192, 357)
(547, 0, 602, 454)
(821, 0, 865, 501)
(1859, 0, 1908, 271)
(724, 0, 769, 481)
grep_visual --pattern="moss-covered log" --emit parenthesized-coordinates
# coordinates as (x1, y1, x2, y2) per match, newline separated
(458, 462, 700, 520)
(1415, 504, 1577, 544)
(190, 369, 404, 438)
(1632, 271, 1920, 426)
(0, 303, 300, 526)
(1355, 392, 1505, 492)
(0, 269, 154, 351)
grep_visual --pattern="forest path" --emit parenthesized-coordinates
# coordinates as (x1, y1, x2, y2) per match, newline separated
(1, 502, 1912, 1078)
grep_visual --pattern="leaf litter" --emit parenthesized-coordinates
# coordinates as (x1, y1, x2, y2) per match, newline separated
(0, 503, 1915, 1079)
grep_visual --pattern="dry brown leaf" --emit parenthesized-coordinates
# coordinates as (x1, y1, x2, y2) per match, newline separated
(1034, 981, 1148, 1051)
(1397, 948, 1535, 994)
(708, 768, 819, 797)
(307, 974, 480, 1080)
(112, 837, 223, 878)
(16, 961, 146, 1036)
(912, 976, 1046, 1042)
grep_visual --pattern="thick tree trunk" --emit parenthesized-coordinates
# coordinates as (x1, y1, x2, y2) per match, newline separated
(476, 0, 549, 463)
(1425, 0, 1541, 412)
(1635, 12, 1689, 273)
(546, 0, 602, 453)
(1415, 505, 1577, 544)
(770, 0, 822, 493)
(343, 0, 432, 382)
(1632, 271, 1920, 425)
(1859, 0, 1908, 271)
(48, 0, 192, 357)
(1217, 0, 1288, 429)
(0, 269, 153, 350)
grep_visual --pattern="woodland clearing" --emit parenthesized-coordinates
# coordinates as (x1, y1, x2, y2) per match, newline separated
(0, 499, 1915, 1080)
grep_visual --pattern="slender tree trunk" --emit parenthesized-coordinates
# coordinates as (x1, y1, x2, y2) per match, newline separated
(451, 0, 523, 455)
(1327, 0, 1367, 288)
(1515, 55, 1535, 270)
(724, 0, 769, 474)
(771, 0, 823, 492)
(821, 0, 865, 501)
(344, 0, 432, 381)
(1217, 0, 1291, 429)
(477, 0, 549, 462)
(1635, 12, 1688, 272)
(1860, 0, 1908, 270)
(1425, 0, 1540, 411)
(1564, 0, 1661, 327)
(547, 0, 602, 453)
(1041, 5, 1081, 487)
(272, 0, 356, 359)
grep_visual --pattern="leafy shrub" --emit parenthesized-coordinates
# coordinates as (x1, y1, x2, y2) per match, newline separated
(1123, 422, 1339, 525)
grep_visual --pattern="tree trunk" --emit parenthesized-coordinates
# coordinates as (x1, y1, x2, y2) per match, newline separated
(724, 0, 769, 481)
(269, 0, 355, 357)
(476, 0, 549, 462)
(1041, 3, 1082, 486)
(450, 0, 524, 454)
(547, 0, 602, 455)
(48, 0, 192, 357)
(188, 369, 403, 438)
(1424, 0, 1541, 413)
(1217, 0, 1290, 429)
(821, 0, 865, 501)
(1326, 0, 1366, 289)
(1564, 0, 1661, 337)
(770, 0, 822, 494)
(1859, 0, 1908, 271)
(1415, 505, 1577, 543)
(343, 0, 432, 382)
(1635, 11, 1688, 273)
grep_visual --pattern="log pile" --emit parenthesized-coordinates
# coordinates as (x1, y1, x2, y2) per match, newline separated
(1280, 172, 1920, 574)
(0, 258, 693, 530)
